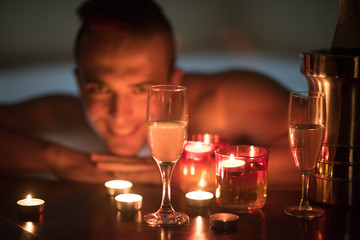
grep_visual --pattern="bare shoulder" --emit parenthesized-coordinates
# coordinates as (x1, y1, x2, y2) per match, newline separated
(183, 70, 290, 144)
(183, 70, 289, 99)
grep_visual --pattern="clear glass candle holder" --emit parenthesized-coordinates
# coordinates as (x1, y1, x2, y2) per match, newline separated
(215, 145, 269, 213)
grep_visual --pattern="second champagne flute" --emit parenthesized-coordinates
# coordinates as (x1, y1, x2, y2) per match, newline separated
(144, 85, 189, 227)
(284, 91, 326, 219)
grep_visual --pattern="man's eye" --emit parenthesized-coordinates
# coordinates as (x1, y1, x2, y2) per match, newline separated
(85, 83, 111, 94)
(132, 85, 151, 94)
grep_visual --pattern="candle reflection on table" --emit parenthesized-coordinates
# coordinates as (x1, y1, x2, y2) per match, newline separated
(160, 228, 172, 240)
(24, 221, 34, 233)
(116, 210, 142, 223)
(191, 216, 207, 240)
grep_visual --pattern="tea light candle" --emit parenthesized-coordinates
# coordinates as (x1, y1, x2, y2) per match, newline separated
(210, 213, 239, 231)
(185, 142, 212, 153)
(17, 194, 45, 215)
(115, 193, 142, 211)
(105, 180, 133, 196)
(184, 141, 213, 161)
(220, 154, 245, 168)
(186, 190, 214, 207)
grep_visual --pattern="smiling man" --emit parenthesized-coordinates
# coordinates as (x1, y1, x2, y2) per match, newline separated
(0, 0, 299, 188)
(0, 0, 183, 183)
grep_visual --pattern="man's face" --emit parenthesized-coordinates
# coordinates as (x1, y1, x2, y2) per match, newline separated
(76, 31, 177, 156)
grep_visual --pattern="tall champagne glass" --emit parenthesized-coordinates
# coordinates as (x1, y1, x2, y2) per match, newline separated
(144, 85, 189, 226)
(284, 91, 326, 219)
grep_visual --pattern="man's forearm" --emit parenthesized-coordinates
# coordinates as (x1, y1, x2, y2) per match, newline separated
(0, 127, 55, 172)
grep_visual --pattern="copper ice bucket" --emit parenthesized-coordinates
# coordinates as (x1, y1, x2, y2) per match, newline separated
(301, 50, 360, 207)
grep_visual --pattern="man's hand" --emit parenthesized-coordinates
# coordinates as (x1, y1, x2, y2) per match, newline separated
(91, 153, 161, 185)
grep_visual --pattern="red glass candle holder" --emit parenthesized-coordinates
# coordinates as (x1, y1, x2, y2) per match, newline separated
(215, 145, 269, 213)
(177, 133, 229, 193)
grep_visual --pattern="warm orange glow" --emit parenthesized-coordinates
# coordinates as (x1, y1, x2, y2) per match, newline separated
(105, 180, 133, 189)
(185, 142, 212, 153)
(190, 165, 195, 175)
(24, 221, 34, 233)
(220, 154, 245, 168)
(199, 178, 206, 188)
(185, 190, 213, 200)
(115, 193, 142, 203)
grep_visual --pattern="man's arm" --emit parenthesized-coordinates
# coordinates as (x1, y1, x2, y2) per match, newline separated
(0, 95, 111, 182)
(0, 95, 160, 184)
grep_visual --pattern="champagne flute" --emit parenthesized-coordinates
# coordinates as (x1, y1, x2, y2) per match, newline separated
(144, 85, 189, 227)
(284, 91, 326, 219)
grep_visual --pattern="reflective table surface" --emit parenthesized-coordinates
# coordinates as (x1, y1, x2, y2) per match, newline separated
(0, 175, 359, 240)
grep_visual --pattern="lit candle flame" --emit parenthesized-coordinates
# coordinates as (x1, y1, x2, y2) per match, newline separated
(26, 194, 32, 203)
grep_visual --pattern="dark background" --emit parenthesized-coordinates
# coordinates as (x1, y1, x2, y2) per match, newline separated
(0, 0, 339, 102)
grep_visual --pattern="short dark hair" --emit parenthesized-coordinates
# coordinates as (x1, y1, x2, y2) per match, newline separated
(74, 0, 175, 62)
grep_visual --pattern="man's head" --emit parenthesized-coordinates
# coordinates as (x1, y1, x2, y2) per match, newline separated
(74, 0, 183, 156)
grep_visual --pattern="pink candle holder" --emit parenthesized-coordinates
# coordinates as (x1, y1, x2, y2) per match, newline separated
(189, 133, 228, 159)
(215, 145, 269, 213)
(177, 133, 229, 193)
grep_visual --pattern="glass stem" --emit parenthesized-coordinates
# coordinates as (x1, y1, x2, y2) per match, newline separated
(299, 171, 312, 211)
(158, 162, 175, 213)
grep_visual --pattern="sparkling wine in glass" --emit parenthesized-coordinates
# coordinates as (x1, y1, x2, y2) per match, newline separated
(284, 91, 326, 219)
(144, 85, 189, 227)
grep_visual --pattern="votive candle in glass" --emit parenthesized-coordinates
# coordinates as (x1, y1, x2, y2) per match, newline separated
(177, 133, 229, 193)
(215, 145, 269, 212)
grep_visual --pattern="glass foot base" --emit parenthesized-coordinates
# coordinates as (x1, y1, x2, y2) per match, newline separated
(144, 211, 189, 227)
(284, 205, 324, 219)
